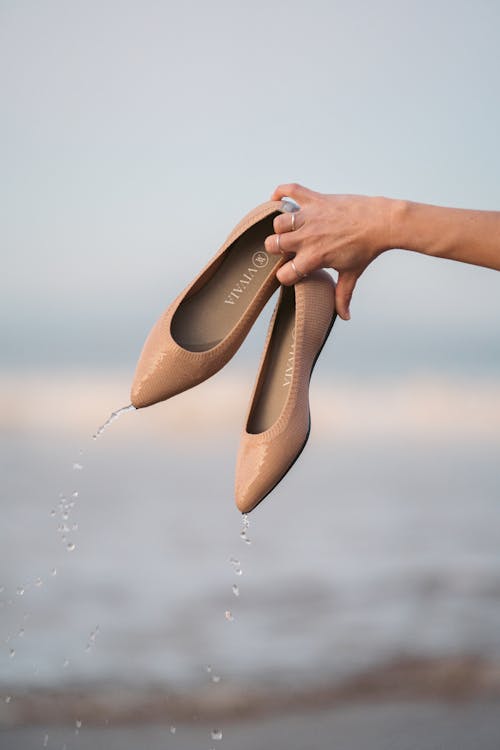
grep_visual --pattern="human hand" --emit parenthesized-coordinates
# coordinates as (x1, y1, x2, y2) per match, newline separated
(265, 183, 394, 320)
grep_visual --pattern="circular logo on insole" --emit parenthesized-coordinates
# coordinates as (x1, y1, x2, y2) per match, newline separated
(252, 251, 269, 269)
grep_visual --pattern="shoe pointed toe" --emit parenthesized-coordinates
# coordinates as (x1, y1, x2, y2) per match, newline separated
(130, 311, 185, 408)
(234, 438, 274, 513)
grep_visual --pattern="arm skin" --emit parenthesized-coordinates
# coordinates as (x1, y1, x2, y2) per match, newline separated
(264, 183, 500, 321)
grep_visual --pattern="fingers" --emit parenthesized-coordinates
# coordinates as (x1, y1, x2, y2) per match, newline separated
(265, 211, 305, 255)
(276, 255, 315, 286)
(335, 271, 358, 321)
(271, 182, 316, 203)
(273, 210, 305, 234)
(264, 230, 297, 256)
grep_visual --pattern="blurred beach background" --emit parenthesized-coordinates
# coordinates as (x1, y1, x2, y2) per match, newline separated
(1, 1, 500, 748)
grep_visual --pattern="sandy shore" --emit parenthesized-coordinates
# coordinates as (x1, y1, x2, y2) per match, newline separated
(2, 699, 500, 750)
(2, 656, 500, 726)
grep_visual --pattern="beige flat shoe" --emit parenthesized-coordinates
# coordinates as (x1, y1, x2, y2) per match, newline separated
(131, 200, 294, 409)
(234, 270, 336, 513)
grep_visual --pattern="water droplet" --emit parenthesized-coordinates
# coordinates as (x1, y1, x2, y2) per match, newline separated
(229, 557, 240, 567)
(75, 719, 82, 734)
(242, 513, 250, 529)
(51, 567, 57, 576)
(9, 648, 15, 658)
(92, 404, 136, 439)
(235, 567, 243, 576)
(43, 734, 49, 747)
(240, 531, 251, 545)
(71, 523, 78, 531)
(206, 664, 212, 673)
(18, 628, 25, 637)
(35, 577, 43, 587)
(50, 509, 56, 517)
(224, 610, 234, 622)
(88, 625, 99, 644)
(232, 584, 240, 597)
(16, 587, 24, 596)
(71, 491, 79, 499)
(211, 674, 221, 683)
(211, 728, 223, 740)
(5, 695, 11, 703)
(72, 463, 83, 471)
(0, 585, 4, 593)
(169, 725, 176, 735)
(66, 542, 76, 552)
(63, 658, 69, 668)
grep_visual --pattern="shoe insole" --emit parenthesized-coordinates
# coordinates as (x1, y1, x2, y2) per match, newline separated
(247, 285, 296, 434)
(171, 214, 282, 352)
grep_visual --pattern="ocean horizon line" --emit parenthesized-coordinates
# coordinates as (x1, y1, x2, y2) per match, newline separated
(0, 369, 498, 440)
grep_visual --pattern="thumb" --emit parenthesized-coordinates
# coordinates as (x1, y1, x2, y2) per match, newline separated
(271, 182, 316, 204)
(335, 271, 358, 321)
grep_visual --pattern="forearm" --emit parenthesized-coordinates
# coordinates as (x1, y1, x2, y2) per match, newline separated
(389, 199, 500, 271)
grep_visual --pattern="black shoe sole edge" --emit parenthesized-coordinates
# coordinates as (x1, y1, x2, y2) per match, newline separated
(241, 309, 337, 515)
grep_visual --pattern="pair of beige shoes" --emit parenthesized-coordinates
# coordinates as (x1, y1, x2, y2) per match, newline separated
(130, 200, 336, 513)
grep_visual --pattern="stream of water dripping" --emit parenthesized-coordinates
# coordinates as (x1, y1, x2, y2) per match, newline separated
(92, 404, 136, 440)
(2, 402, 137, 749)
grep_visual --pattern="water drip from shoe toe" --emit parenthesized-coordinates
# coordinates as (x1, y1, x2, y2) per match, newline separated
(92, 404, 136, 440)
(240, 514, 251, 544)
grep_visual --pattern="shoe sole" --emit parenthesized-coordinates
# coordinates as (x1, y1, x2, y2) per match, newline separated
(242, 308, 337, 514)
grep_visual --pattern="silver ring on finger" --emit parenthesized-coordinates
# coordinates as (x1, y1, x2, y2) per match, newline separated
(291, 258, 307, 280)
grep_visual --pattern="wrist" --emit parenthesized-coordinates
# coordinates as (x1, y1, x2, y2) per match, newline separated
(369, 196, 405, 257)
(386, 197, 410, 251)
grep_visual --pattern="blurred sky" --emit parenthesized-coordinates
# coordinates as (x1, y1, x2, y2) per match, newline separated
(1, 0, 499, 376)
